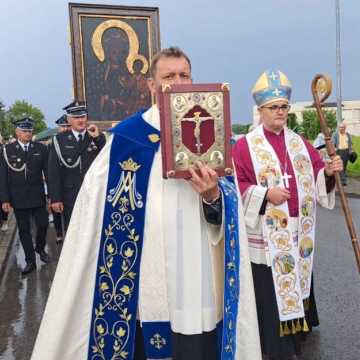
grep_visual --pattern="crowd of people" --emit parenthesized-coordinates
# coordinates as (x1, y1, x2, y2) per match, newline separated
(1, 47, 345, 360)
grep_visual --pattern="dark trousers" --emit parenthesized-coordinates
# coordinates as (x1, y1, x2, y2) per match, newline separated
(134, 322, 218, 360)
(337, 149, 349, 184)
(13, 206, 48, 264)
(52, 212, 64, 238)
(0, 205, 8, 222)
(63, 204, 74, 232)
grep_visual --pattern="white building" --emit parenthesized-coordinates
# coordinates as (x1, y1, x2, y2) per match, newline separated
(253, 100, 360, 136)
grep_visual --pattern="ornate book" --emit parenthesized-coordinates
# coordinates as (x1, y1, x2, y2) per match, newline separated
(158, 83, 233, 179)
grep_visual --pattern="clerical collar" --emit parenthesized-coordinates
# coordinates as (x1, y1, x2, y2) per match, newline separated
(17, 140, 30, 151)
(72, 129, 86, 140)
(263, 126, 284, 136)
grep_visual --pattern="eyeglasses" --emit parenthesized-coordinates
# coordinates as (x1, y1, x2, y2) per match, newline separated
(262, 104, 291, 113)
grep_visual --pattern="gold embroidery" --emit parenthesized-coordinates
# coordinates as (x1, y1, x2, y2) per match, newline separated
(107, 159, 143, 211)
(91, 158, 143, 359)
(148, 134, 160, 143)
(91, 19, 149, 75)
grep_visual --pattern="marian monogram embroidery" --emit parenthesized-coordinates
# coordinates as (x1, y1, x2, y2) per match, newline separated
(107, 158, 143, 211)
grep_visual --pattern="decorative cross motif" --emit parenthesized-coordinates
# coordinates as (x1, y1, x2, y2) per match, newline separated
(282, 172, 292, 188)
(182, 111, 212, 154)
(269, 71, 278, 81)
(150, 333, 166, 350)
(272, 88, 281, 97)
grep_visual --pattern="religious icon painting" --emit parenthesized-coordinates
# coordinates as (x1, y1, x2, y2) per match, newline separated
(69, 3, 160, 129)
(299, 236, 314, 258)
(270, 230, 291, 251)
(301, 196, 315, 217)
(288, 137, 303, 155)
(273, 252, 295, 275)
(301, 217, 314, 234)
(299, 175, 313, 194)
(158, 83, 233, 178)
(265, 208, 289, 230)
(258, 165, 282, 188)
(293, 154, 311, 175)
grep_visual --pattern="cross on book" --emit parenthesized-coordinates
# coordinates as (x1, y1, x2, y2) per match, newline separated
(282, 172, 292, 188)
(182, 112, 212, 154)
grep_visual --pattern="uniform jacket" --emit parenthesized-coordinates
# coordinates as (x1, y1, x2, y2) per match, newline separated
(48, 131, 106, 208)
(0, 141, 48, 209)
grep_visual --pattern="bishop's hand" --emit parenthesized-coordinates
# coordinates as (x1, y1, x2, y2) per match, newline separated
(266, 187, 291, 206)
(187, 161, 220, 203)
(324, 155, 343, 176)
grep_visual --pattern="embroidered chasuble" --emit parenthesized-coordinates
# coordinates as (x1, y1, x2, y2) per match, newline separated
(31, 106, 261, 360)
(233, 125, 335, 324)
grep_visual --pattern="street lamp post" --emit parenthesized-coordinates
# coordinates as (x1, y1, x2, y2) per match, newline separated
(335, 0, 343, 126)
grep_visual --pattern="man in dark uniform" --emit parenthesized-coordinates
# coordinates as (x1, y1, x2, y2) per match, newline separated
(48, 101, 106, 231)
(0, 118, 50, 275)
(50, 114, 71, 244)
(55, 114, 71, 133)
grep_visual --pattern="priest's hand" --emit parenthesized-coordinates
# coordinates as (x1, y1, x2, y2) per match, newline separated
(324, 155, 343, 176)
(51, 202, 64, 213)
(188, 161, 220, 202)
(266, 187, 290, 206)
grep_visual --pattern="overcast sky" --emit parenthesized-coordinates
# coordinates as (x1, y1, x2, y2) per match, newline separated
(0, 0, 359, 126)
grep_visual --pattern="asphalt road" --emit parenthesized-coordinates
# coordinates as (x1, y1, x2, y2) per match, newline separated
(0, 199, 359, 360)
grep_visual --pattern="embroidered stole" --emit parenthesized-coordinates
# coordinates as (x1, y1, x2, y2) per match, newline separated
(247, 125, 316, 322)
(87, 110, 242, 359)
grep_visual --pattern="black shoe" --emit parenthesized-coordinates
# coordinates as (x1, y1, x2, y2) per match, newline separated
(55, 236, 63, 245)
(22, 262, 36, 275)
(39, 250, 51, 263)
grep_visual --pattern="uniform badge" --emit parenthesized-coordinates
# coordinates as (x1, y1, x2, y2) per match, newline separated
(68, 135, 73, 140)
(30, 144, 34, 148)
(87, 147, 92, 152)
(67, 158, 72, 163)
(16, 144, 20, 149)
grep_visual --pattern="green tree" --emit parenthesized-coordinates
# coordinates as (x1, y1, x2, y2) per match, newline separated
(300, 110, 337, 140)
(2, 100, 47, 138)
(287, 113, 299, 132)
(232, 123, 251, 135)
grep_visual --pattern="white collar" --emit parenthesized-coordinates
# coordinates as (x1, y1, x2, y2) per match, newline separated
(71, 129, 87, 140)
(142, 105, 160, 130)
(17, 140, 30, 151)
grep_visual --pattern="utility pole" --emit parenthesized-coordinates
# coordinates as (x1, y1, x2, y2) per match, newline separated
(335, 0, 343, 126)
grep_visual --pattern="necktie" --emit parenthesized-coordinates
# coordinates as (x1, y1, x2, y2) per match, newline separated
(24, 145, 28, 160)
(78, 134, 83, 143)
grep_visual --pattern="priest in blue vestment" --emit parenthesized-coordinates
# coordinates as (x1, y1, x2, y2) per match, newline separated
(31, 47, 261, 360)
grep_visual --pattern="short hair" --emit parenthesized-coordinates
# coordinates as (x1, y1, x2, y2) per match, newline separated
(149, 46, 191, 77)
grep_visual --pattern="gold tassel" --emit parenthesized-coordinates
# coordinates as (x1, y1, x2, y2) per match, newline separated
(303, 318, 310, 332)
(291, 320, 296, 334)
(303, 297, 310, 311)
(283, 321, 291, 335)
(279, 323, 284, 337)
(296, 318, 302, 332)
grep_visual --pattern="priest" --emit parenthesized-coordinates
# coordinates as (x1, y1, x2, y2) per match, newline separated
(31, 47, 261, 360)
(232, 70, 343, 360)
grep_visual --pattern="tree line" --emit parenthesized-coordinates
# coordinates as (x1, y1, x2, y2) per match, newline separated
(232, 110, 337, 140)
(0, 100, 47, 139)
